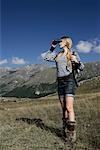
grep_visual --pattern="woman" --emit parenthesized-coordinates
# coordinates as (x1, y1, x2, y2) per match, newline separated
(42, 36, 84, 142)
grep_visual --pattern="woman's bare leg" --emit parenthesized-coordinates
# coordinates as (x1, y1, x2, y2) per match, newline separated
(59, 95, 68, 119)
(66, 96, 75, 121)
(65, 96, 76, 142)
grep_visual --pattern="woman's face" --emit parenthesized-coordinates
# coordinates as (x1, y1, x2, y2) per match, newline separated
(59, 39, 67, 48)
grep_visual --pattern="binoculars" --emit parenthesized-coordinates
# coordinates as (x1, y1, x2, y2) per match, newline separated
(52, 40, 61, 45)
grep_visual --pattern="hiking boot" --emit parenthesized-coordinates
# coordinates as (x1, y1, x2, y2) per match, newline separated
(66, 121, 76, 143)
(68, 130, 76, 143)
(62, 118, 69, 139)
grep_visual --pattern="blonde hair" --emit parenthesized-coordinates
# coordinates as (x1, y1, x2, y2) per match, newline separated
(66, 48, 71, 61)
(55, 36, 73, 66)
(61, 37, 72, 70)
(63, 37, 72, 61)
(66, 48, 72, 70)
(60, 36, 72, 48)
(65, 38, 72, 49)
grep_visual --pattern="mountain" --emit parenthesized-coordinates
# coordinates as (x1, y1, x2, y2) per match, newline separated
(0, 67, 11, 77)
(0, 64, 49, 97)
(0, 61, 100, 98)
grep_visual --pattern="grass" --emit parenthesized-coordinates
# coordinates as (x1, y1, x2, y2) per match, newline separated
(76, 76, 100, 94)
(0, 92, 100, 150)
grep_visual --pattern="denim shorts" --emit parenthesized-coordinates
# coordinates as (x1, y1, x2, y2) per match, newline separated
(57, 74, 76, 97)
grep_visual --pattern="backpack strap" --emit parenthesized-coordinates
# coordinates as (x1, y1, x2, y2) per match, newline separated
(72, 67, 79, 87)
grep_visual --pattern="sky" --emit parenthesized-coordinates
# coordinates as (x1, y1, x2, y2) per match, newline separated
(0, 0, 100, 67)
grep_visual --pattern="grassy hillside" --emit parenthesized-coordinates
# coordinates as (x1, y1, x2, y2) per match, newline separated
(0, 61, 100, 98)
(3, 76, 100, 98)
(0, 92, 100, 150)
(76, 76, 100, 94)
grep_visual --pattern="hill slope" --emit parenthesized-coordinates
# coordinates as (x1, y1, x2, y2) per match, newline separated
(0, 61, 100, 98)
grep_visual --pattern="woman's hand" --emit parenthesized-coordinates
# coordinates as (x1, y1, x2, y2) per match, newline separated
(51, 40, 58, 47)
(71, 55, 78, 63)
(50, 40, 58, 52)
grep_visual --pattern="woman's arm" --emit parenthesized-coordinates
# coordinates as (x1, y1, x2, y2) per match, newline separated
(41, 40, 58, 62)
(41, 50, 57, 62)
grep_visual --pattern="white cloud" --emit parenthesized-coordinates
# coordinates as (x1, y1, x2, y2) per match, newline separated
(12, 57, 26, 65)
(76, 38, 100, 53)
(76, 41, 93, 53)
(92, 39, 100, 53)
(94, 45, 100, 53)
(0, 59, 8, 65)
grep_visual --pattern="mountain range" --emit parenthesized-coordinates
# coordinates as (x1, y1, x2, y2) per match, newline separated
(0, 61, 100, 98)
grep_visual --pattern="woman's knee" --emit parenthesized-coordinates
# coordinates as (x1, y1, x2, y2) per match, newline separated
(66, 105, 74, 113)
(66, 96, 74, 113)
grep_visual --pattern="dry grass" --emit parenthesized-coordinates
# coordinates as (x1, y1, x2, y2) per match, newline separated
(0, 92, 100, 150)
